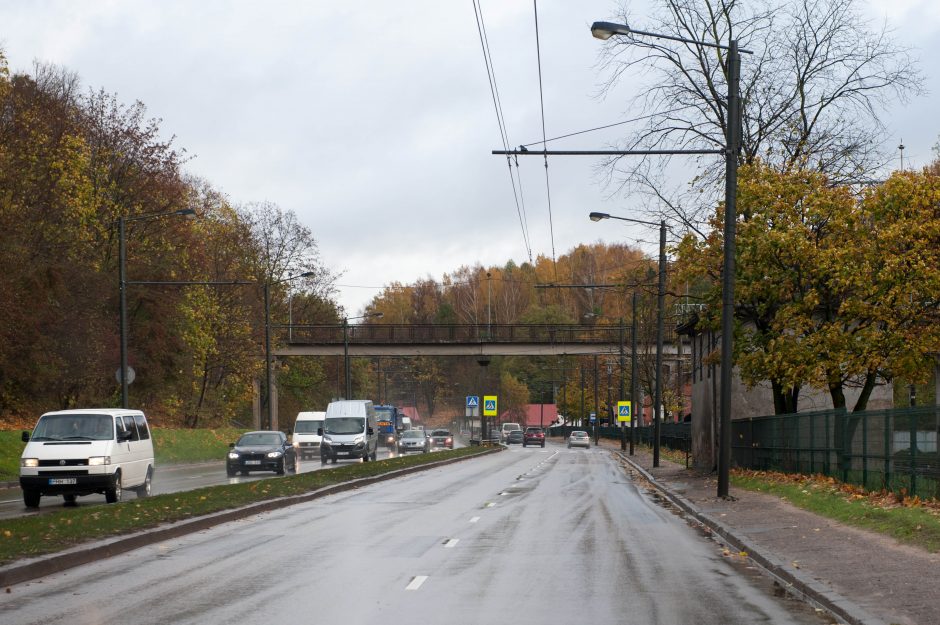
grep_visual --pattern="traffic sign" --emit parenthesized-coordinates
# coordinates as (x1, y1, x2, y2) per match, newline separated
(483, 395, 498, 416)
(589, 412, 596, 422)
(617, 401, 632, 423)
(466, 395, 479, 408)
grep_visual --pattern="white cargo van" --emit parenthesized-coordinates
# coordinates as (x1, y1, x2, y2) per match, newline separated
(319, 400, 378, 464)
(292, 411, 326, 460)
(400, 416, 413, 431)
(500, 422, 522, 443)
(19, 408, 155, 508)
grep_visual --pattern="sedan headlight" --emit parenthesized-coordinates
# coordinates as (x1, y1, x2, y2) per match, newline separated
(227, 452, 240, 460)
(88, 456, 111, 466)
(21, 458, 38, 468)
(267, 450, 283, 458)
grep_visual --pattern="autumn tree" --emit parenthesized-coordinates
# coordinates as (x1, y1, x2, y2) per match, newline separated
(596, 0, 923, 226)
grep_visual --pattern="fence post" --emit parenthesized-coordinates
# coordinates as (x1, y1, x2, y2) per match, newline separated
(841, 410, 849, 483)
(862, 413, 868, 491)
(825, 412, 831, 476)
(884, 411, 891, 492)
(910, 410, 918, 498)
(810, 412, 815, 474)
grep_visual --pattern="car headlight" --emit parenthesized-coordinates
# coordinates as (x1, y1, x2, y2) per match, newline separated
(322, 435, 332, 444)
(88, 456, 111, 466)
(21, 458, 38, 468)
(267, 451, 283, 458)
(353, 435, 364, 444)
(227, 452, 239, 460)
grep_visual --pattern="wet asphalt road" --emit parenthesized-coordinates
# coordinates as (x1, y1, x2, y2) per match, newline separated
(0, 442, 829, 625)
(0, 444, 455, 520)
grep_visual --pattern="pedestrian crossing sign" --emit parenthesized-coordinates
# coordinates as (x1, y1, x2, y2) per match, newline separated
(617, 401, 632, 423)
(466, 396, 479, 407)
(483, 395, 498, 416)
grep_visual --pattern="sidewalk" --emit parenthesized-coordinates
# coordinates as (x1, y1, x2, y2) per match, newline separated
(603, 441, 938, 625)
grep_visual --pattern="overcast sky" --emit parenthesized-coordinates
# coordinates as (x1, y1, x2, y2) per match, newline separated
(1, 0, 938, 315)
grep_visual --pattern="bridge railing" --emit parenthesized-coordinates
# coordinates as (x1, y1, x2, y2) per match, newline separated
(276, 323, 656, 345)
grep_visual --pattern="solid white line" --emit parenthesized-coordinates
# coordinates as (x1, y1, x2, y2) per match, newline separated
(406, 576, 428, 591)
(445, 538, 459, 548)
(469, 516, 480, 523)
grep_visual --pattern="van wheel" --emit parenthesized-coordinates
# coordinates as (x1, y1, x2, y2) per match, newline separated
(105, 472, 122, 504)
(136, 468, 153, 498)
(331, 457, 337, 464)
(63, 494, 77, 505)
(23, 489, 40, 508)
(321, 455, 327, 465)
(371, 449, 377, 462)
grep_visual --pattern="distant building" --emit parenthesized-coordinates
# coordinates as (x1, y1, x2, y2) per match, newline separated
(497, 404, 558, 428)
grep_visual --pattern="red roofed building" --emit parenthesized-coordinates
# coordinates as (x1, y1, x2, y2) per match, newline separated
(498, 404, 558, 429)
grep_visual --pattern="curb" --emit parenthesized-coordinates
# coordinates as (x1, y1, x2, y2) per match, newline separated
(614, 451, 889, 625)
(0, 448, 500, 588)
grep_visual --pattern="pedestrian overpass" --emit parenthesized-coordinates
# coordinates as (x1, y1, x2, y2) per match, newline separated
(274, 323, 682, 358)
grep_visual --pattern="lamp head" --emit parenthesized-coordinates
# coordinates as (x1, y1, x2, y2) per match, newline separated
(176, 208, 197, 219)
(589, 212, 610, 222)
(591, 21, 628, 41)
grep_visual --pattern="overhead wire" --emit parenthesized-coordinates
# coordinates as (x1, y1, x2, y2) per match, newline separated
(532, 0, 558, 281)
(472, 0, 533, 263)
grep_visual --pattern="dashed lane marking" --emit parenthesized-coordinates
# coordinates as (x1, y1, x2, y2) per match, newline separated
(406, 576, 428, 590)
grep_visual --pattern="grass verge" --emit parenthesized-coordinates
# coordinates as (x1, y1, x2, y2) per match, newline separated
(0, 446, 491, 565)
(732, 470, 940, 553)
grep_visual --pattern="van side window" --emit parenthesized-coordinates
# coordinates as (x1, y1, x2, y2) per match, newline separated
(117, 416, 140, 442)
(133, 415, 150, 440)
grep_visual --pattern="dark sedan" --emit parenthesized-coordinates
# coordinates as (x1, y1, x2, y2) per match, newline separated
(227, 431, 296, 476)
(429, 429, 454, 449)
(506, 429, 524, 445)
(397, 430, 430, 454)
(523, 427, 545, 448)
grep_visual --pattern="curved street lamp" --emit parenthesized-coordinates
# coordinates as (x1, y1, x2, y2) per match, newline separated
(343, 312, 384, 399)
(263, 271, 316, 429)
(590, 19, 747, 498)
(118, 207, 196, 408)
(589, 211, 666, 467)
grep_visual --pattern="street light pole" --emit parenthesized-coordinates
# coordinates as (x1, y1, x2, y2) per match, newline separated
(342, 312, 384, 399)
(589, 212, 666, 466)
(588, 20, 747, 496)
(117, 208, 195, 409)
(631, 290, 638, 456)
(264, 271, 316, 429)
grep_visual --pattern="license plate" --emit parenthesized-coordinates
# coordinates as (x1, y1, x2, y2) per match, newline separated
(245, 460, 261, 465)
(49, 478, 77, 485)
(335, 451, 349, 456)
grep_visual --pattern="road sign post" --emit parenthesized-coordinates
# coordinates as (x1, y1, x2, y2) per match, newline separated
(483, 396, 497, 443)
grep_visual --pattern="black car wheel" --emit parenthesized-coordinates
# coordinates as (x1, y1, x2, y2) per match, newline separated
(227, 467, 237, 477)
(105, 471, 122, 504)
(276, 459, 285, 475)
(63, 494, 77, 505)
(23, 489, 40, 508)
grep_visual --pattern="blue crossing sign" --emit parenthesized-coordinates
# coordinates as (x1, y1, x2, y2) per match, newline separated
(466, 395, 479, 408)
(617, 401, 632, 423)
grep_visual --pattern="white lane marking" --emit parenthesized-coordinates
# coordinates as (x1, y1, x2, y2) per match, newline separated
(469, 516, 480, 523)
(444, 538, 459, 548)
(406, 576, 428, 590)
(485, 502, 495, 508)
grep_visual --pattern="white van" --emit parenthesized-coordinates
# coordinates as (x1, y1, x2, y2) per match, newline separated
(500, 422, 522, 443)
(319, 400, 378, 464)
(19, 408, 155, 508)
(400, 416, 413, 431)
(292, 411, 326, 460)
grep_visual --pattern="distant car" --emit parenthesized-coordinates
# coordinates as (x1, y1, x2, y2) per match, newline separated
(523, 427, 545, 448)
(567, 430, 590, 449)
(429, 429, 454, 449)
(227, 431, 296, 476)
(398, 429, 430, 454)
(500, 422, 522, 443)
(506, 429, 524, 445)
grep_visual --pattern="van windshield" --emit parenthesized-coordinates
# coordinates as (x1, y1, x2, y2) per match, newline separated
(31, 414, 114, 441)
(294, 420, 324, 434)
(325, 417, 365, 435)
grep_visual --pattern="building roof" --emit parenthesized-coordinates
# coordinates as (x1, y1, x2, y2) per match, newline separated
(498, 404, 558, 428)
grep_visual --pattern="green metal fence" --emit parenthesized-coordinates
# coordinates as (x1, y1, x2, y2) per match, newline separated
(732, 406, 940, 499)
